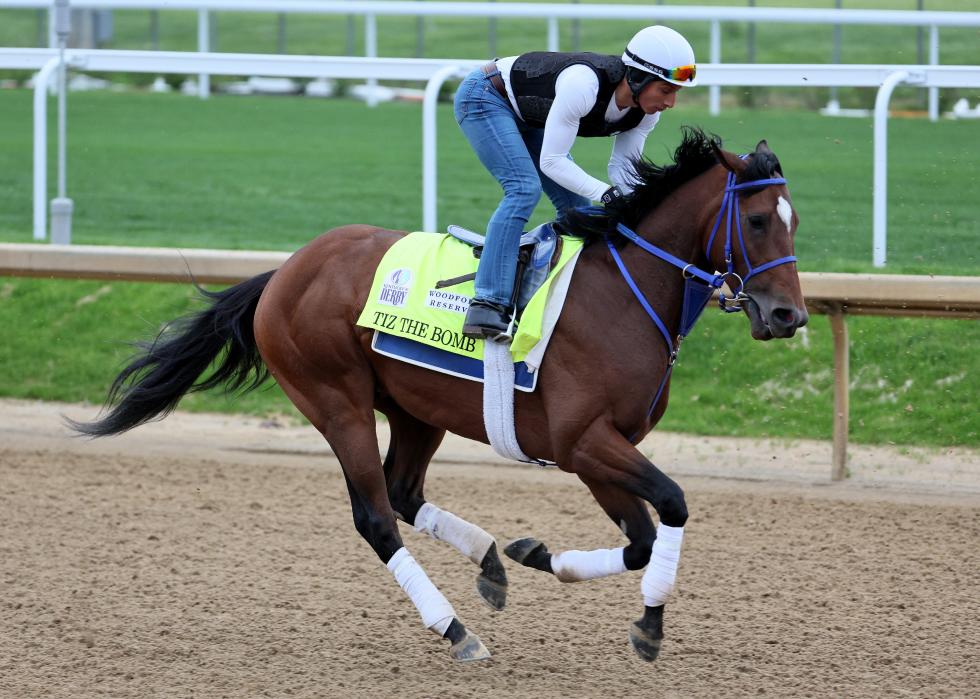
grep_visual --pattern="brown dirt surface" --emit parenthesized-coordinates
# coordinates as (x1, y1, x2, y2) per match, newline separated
(2, 398, 978, 698)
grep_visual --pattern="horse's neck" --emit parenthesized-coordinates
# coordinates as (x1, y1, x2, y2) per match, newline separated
(582, 188, 715, 344)
(635, 192, 713, 268)
(616, 199, 712, 299)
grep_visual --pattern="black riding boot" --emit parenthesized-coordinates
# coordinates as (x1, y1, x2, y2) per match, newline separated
(462, 300, 515, 343)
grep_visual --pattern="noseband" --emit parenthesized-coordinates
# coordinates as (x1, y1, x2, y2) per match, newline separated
(601, 167, 797, 436)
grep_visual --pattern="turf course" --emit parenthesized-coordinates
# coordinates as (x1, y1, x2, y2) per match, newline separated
(0, 87, 978, 448)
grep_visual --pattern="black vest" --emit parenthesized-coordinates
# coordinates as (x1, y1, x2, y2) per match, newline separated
(509, 52, 645, 137)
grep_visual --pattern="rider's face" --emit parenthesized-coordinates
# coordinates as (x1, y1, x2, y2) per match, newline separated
(636, 80, 682, 114)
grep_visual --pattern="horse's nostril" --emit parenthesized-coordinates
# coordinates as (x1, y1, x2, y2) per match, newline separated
(772, 307, 795, 326)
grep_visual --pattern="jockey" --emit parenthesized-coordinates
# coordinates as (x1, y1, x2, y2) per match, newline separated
(454, 25, 699, 342)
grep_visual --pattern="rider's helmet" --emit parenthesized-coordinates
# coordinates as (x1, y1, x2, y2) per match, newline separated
(621, 26, 698, 100)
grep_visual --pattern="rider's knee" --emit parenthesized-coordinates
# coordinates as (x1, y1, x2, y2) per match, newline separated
(503, 179, 543, 210)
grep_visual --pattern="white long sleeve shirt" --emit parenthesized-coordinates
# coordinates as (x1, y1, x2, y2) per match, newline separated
(498, 57, 660, 202)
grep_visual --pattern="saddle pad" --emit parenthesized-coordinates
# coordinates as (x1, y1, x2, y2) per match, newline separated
(356, 231, 583, 365)
(371, 331, 539, 392)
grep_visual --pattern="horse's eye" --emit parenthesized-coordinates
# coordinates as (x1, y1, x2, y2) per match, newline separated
(748, 214, 766, 230)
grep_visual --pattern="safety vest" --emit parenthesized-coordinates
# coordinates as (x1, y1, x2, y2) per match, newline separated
(509, 51, 646, 137)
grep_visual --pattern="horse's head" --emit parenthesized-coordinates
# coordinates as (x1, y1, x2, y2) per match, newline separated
(706, 140, 809, 340)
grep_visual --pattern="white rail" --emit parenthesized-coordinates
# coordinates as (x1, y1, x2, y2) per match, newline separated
(5, 48, 980, 266)
(4, 0, 979, 114)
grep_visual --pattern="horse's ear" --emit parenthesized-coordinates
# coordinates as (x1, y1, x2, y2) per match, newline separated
(710, 139, 745, 174)
(755, 139, 784, 175)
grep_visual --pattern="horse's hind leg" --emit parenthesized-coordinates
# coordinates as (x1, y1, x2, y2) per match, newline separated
(269, 366, 490, 661)
(380, 400, 508, 611)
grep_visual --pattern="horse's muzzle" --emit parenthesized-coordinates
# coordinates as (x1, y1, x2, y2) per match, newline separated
(743, 294, 809, 340)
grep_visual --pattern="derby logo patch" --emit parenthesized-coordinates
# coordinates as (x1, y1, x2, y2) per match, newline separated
(378, 268, 413, 308)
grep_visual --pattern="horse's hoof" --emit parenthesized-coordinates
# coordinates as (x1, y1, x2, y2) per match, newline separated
(503, 538, 552, 573)
(629, 621, 663, 662)
(449, 630, 492, 662)
(476, 573, 507, 611)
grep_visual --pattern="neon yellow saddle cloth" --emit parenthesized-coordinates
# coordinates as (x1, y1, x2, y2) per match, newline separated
(355, 231, 583, 364)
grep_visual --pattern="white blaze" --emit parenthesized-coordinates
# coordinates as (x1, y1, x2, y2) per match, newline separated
(777, 196, 793, 232)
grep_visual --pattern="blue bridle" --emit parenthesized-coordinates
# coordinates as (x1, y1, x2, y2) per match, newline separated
(602, 167, 797, 435)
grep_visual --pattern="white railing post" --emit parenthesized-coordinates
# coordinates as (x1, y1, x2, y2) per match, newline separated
(928, 25, 939, 122)
(365, 13, 378, 107)
(197, 9, 210, 99)
(547, 16, 559, 52)
(423, 65, 465, 233)
(33, 56, 61, 241)
(47, 4, 56, 48)
(51, 0, 72, 245)
(873, 70, 912, 268)
(709, 20, 721, 115)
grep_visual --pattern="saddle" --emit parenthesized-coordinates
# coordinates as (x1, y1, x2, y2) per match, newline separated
(439, 222, 563, 313)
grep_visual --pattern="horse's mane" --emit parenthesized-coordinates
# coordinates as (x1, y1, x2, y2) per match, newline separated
(558, 126, 723, 246)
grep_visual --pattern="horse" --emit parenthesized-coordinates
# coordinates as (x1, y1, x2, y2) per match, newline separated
(72, 128, 808, 663)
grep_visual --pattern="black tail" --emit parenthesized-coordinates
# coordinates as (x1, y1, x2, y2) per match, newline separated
(70, 271, 275, 437)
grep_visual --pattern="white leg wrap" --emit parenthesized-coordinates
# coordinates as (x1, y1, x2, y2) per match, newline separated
(386, 547, 455, 636)
(414, 503, 495, 567)
(550, 547, 627, 583)
(641, 524, 684, 607)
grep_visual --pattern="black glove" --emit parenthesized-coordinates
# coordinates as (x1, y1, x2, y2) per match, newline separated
(600, 185, 625, 207)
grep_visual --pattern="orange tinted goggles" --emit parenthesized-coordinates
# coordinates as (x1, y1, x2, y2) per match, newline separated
(625, 48, 697, 84)
(664, 64, 697, 83)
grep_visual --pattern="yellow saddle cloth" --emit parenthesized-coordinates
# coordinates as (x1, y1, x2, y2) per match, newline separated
(355, 231, 583, 364)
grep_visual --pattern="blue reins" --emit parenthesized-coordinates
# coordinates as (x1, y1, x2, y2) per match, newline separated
(603, 167, 797, 436)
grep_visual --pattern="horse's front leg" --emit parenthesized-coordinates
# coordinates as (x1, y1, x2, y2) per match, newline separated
(504, 476, 655, 582)
(573, 426, 688, 661)
(505, 477, 674, 660)
(508, 424, 688, 661)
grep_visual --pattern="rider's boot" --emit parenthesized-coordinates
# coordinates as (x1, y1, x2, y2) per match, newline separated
(462, 248, 528, 344)
(462, 300, 515, 343)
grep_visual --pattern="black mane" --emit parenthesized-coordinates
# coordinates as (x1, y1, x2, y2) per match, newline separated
(558, 126, 722, 246)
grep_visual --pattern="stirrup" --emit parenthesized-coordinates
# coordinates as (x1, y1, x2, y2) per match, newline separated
(492, 314, 518, 345)
(462, 300, 516, 343)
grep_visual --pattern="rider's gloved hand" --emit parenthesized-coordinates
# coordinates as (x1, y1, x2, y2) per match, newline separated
(600, 185, 626, 208)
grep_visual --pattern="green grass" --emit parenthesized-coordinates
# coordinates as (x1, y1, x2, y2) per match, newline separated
(2, 90, 978, 272)
(0, 89, 978, 447)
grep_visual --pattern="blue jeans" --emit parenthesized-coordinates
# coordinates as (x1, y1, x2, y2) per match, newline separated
(453, 67, 590, 306)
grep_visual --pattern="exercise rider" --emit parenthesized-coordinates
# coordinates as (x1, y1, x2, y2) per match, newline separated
(452, 25, 699, 342)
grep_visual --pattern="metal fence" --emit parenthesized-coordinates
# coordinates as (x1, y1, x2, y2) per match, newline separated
(4, 0, 980, 118)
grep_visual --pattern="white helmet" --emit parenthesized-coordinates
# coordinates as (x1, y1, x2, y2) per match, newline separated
(622, 25, 698, 89)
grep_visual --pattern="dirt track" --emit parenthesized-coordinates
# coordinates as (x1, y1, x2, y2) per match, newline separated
(2, 399, 978, 698)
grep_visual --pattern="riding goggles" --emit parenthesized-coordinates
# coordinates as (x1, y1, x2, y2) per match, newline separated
(624, 48, 697, 84)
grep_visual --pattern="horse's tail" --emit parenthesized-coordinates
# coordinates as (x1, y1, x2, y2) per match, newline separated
(69, 270, 275, 437)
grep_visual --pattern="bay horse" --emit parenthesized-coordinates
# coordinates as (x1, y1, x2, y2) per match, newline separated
(72, 128, 807, 662)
